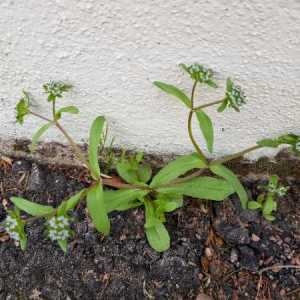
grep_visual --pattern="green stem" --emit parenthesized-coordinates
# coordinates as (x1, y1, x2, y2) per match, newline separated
(210, 145, 262, 165)
(193, 99, 224, 111)
(52, 100, 56, 120)
(29, 111, 52, 123)
(29, 110, 89, 167)
(187, 81, 207, 164)
(54, 121, 89, 167)
(164, 144, 262, 187)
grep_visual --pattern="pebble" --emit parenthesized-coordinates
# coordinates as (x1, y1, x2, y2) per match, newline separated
(11, 160, 31, 174)
(251, 233, 260, 242)
(28, 163, 45, 192)
(238, 246, 259, 271)
(230, 248, 239, 263)
(215, 223, 250, 245)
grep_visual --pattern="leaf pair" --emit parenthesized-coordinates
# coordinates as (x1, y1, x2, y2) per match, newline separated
(116, 152, 152, 184)
(153, 81, 214, 154)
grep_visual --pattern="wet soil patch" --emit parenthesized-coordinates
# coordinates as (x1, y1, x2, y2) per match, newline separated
(0, 157, 299, 299)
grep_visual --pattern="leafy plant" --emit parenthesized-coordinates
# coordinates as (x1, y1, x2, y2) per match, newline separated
(3, 64, 299, 253)
(248, 175, 288, 221)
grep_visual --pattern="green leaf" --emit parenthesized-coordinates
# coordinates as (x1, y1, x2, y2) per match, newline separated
(137, 164, 152, 183)
(257, 139, 279, 148)
(29, 122, 53, 152)
(57, 189, 86, 215)
(10, 197, 54, 216)
(157, 176, 234, 201)
(88, 116, 106, 180)
(144, 200, 170, 252)
(196, 110, 214, 153)
(262, 194, 276, 215)
(104, 189, 148, 213)
(86, 184, 110, 235)
(16, 91, 31, 124)
(150, 153, 206, 188)
(269, 175, 279, 188)
(153, 81, 191, 108)
(263, 214, 275, 221)
(154, 193, 183, 214)
(257, 134, 300, 148)
(116, 160, 139, 184)
(210, 164, 248, 209)
(217, 99, 228, 112)
(55, 106, 79, 120)
(8, 208, 27, 250)
(145, 223, 170, 252)
(248, 201, 262, 210)
(57, 239, 68, 253)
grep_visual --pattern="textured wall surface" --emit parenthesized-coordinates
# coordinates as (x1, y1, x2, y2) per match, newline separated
(1, 0, 299, 158)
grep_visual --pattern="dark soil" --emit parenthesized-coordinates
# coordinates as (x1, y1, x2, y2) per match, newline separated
(0, 157, 299, 300)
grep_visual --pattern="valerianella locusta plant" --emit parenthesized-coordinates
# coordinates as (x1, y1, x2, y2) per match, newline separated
(218, 78, 246, 112)
(47, 215, 71, 242)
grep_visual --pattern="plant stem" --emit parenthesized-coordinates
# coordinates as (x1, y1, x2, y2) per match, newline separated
(193, 99, 224, 111)
(211, 145, 262, 165)
(187, 81, 208, 164)
(164, 144, 262, 186)
(52, 100, 56, 119)
(29, 111, 52, 123)
(54, 121, 89, 167)
(29, 110, 89, 168)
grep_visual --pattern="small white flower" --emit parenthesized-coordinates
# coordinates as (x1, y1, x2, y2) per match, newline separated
(47, 216, 71, 241)
(5, 216, 18, 227)
(277, 186, 288, 197)
(9, 232, 20, 241)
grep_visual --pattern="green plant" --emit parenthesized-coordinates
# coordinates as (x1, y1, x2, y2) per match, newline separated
(3, 65, 299, 253)
(248, 175, 288, 221)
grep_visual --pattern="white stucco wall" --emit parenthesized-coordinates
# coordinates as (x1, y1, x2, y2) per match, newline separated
(1, 0, 299, 158)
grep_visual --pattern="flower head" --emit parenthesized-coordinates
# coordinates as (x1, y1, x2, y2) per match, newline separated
(43, 81, 72, 102)
(46, 215, 71, 241)
(180, 63, 217, 87)
(223, 78, 246, 112)
(3, 213, 27, 250)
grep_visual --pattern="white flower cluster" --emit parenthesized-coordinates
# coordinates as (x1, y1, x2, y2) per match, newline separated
(47, 216, 70, 241)
(268, 183, 288, 197)
(227, 84, 246, 107)
(295, 141, 300, 152)
(189, 64, 212, 82)
(4, 215, 20, 241)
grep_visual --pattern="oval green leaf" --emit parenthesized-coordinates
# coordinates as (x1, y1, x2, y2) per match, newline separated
(150, 153, 206, 188)
(145, 223, 170, 252)
(29, 122, 53, 152)
(86, 184, 110, 235)
(10, 197, 54, 216)
(88, 116, 106, 180)
(210, 164, 248, 209)
(157, 176, 234, 201)
(153, 81, 191, 108)
(104, 189, 147, 213)
(196, 110, 214, 153)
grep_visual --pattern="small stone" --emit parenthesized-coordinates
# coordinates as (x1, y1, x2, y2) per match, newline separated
(230, 248, 239, 263)
(251, 233, 260, 242)
(12, 160, 31, 174)
(215, 223, 250, 245)
(238, 246, 259, 271)
(239, 210, 259, 223)
(28, 164, 45, 192)
(204, 247, 213, 260)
